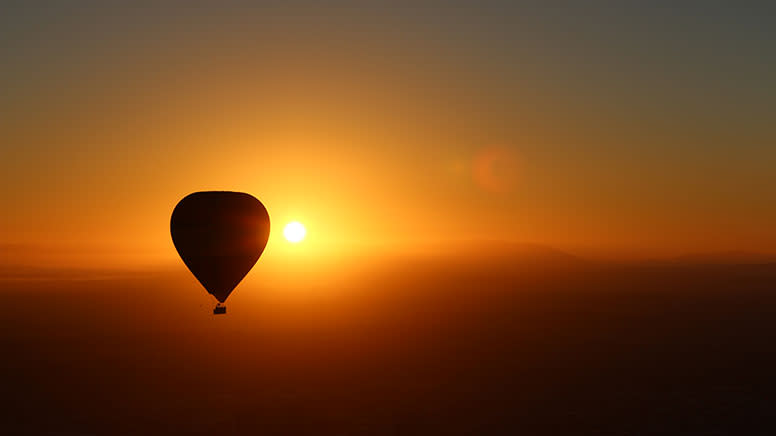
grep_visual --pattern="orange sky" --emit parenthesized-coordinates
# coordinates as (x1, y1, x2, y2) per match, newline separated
(2, 3, 775, 269)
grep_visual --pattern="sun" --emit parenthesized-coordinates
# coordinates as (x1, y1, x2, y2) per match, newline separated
(283, 221, 306, 243)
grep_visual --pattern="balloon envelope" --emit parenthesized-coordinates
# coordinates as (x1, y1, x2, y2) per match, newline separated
(170, 191, 270, 303)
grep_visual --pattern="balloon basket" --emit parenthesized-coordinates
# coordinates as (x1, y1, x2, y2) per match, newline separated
(213, 304, 226, 315)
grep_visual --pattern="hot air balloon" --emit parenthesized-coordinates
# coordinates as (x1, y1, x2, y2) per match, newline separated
(171, 191, 270, 314)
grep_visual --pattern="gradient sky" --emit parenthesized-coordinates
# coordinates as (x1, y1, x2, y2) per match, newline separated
(2, 1, 775, 267)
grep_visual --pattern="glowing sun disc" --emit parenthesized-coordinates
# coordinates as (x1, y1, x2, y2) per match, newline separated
(283, 221, 306, 243)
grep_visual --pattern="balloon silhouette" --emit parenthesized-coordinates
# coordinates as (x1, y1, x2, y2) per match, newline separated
(171, 192, 270, 314)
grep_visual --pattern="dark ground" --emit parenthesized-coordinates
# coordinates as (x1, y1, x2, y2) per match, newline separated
(1, 254, 775, 435)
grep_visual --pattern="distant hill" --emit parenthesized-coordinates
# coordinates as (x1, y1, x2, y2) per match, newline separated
(449, 241, 585, 262)
(671, 251, 776, 265)
(0, 265, 148, 281)
(396, 242, 591, 276)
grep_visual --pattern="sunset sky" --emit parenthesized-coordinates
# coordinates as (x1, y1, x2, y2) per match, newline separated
(2, 2, 775, 268)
